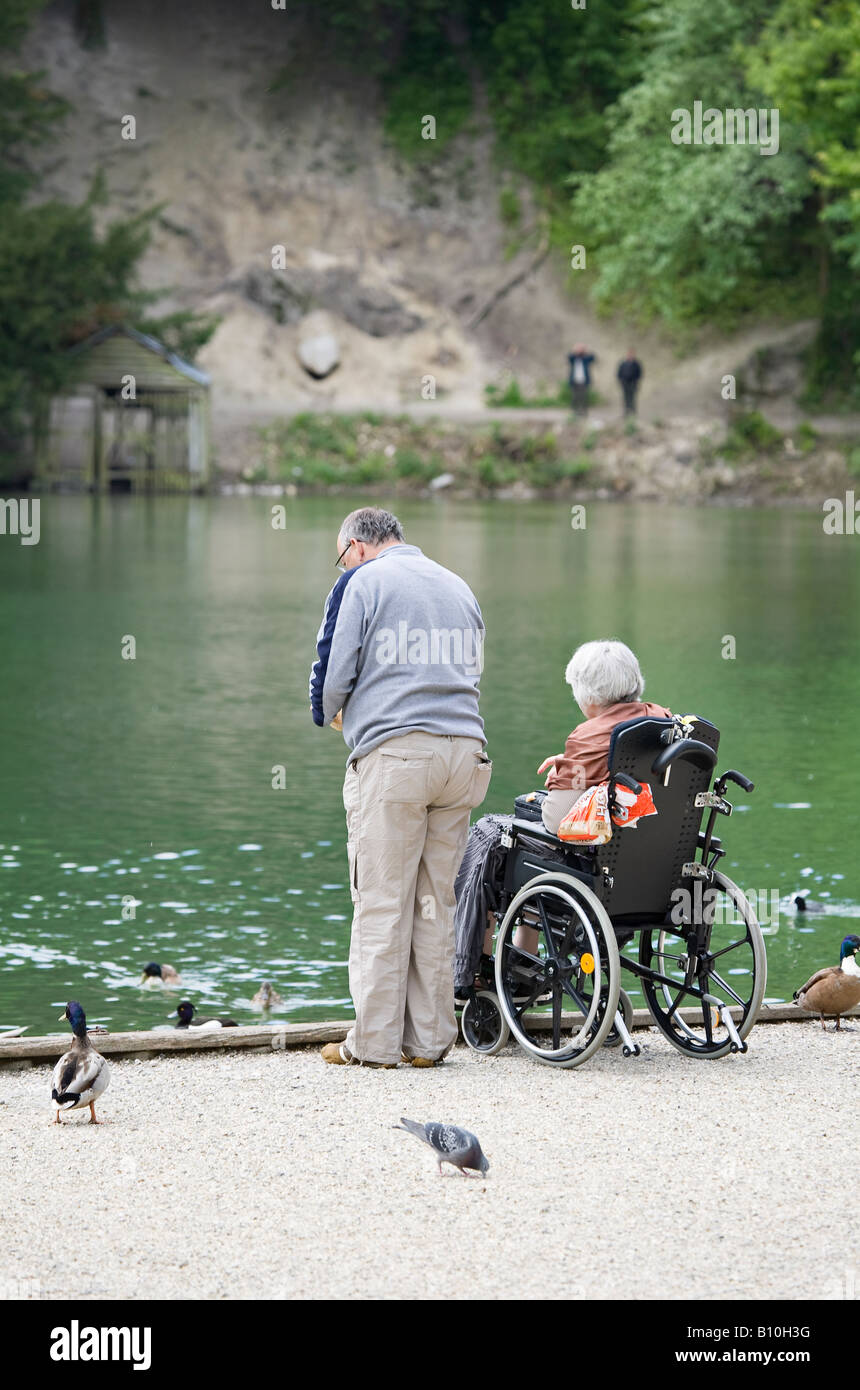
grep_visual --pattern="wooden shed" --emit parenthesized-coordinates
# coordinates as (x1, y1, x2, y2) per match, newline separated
(36, 325, 211, 492)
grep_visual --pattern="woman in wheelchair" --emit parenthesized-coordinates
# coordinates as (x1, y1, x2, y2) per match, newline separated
(455, 640, 765, 1067)
(538, 640, 671, 835)
(469, 640, 670, 967)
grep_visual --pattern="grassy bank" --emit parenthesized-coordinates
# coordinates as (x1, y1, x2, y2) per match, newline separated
(254, 412, 593, 495)
(237, 410, 858, 505)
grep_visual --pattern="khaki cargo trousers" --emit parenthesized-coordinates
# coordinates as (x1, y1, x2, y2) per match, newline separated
(343, 732, 492, 1065)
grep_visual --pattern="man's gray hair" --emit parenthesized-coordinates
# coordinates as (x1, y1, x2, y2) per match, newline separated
(565, 639, 645, 710)
(338, 507, 404, 548)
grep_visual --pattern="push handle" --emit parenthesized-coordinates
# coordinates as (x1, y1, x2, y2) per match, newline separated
(719, 769, 755, 794)
(651, 738, 718, 776)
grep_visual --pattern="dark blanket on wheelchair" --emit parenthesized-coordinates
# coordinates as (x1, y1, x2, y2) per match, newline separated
(453, 813, 512, 992)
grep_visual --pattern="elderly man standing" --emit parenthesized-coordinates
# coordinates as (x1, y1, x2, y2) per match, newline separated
(310, 507, 492, 1068)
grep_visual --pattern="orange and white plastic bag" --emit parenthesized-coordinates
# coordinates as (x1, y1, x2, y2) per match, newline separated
(557, 780, 657, 844)
(557, 783, 612, 843)
(610, 780, 657, 827)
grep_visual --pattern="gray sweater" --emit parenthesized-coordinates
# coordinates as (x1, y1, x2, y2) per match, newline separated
(309, 543, 486, 761)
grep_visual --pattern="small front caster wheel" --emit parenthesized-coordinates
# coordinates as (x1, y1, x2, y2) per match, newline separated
(461, 991, 510, 1055)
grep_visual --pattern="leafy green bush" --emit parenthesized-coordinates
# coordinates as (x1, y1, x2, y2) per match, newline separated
(353, 453, 388, 484)
(499, 187, 521, 226)
(393, 448, 437, 481)
(383, 28, 472, 159)
(721, 411, 783, 459)
(476, 455, 517, 490)
(485, 379, 569, 408)
(795, 421, 819, 454)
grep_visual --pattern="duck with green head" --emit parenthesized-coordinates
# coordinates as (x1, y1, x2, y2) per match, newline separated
(793, 935, 860, 1030)
(51, 1002, 110, 1124)
(140, 961, 181, 987)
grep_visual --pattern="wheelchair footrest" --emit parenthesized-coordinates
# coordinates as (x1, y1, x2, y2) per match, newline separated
(614, 1007, 640, 1056)
(703, 995, 748, 1053)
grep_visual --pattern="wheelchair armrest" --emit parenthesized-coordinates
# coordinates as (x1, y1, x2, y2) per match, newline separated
(651, 738, 718, 777)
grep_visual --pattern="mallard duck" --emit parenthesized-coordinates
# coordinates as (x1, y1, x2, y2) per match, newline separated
(51, 1002, 110, 1124)
(793, 935, 860, 1030)
(175, 1001, 238, 1031)
(251, 981, 282, 1011)
(140, 960, 181, 987)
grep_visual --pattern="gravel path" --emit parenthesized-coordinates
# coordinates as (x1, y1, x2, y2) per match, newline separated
(1, 1023, 856, 1301)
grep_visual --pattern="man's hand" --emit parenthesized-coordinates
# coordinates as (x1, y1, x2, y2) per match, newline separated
(330, 709, 343, 732)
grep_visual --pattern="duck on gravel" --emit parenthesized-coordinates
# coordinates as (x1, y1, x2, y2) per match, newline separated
(51, 1002, 110, 1124)
(793, 935, 860, 1030)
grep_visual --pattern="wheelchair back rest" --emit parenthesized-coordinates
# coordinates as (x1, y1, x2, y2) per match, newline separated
(599, 715, 720, 917)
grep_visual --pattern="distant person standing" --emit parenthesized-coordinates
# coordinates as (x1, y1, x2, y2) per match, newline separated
(568, 344, 595, 417)
(617, 350, 642, 415)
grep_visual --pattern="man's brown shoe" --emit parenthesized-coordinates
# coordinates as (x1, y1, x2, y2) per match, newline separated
(321, 1042, 396, 1068)
(401, 1053, 443, 1068)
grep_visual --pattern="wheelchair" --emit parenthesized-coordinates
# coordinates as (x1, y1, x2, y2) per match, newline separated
(459, 715, 767, 1068)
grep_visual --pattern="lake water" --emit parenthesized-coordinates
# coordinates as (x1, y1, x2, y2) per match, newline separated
(1, 495, 857, 1034)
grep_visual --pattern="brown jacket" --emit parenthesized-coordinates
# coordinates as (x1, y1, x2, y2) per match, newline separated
(545, 701, 673, 791)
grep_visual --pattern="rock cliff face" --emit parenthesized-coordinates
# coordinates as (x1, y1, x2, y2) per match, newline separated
(23, 0, 818, 428)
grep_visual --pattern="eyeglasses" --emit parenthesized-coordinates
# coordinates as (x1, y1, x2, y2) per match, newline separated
(335, 539, 354, 572)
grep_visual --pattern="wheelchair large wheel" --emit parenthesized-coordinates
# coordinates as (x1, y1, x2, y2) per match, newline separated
(640, 870, 767, 1059)
(460, 991, 510, 1055)
(495, 872, 620, 1068)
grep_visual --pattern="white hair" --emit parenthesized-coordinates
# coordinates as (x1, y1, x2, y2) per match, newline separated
(565, 640, 644, 710)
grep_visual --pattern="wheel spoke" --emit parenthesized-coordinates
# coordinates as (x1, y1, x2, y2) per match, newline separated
(703, 999, 714, 1044)
(537, 896, 560, 960)
(708, 968, 747, 1008)
(709, 937, 749, 962)
(665, 984, 694, 1020)
(507, 945, 544, 969)
(551, 987, 561, 1049)
(563, 979, 591, 1013)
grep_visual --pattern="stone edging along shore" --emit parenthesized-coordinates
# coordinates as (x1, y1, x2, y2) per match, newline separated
(0, 1002, 851, 1067)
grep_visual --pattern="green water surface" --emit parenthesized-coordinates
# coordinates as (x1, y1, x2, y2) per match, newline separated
(1, 495, 858, 1034)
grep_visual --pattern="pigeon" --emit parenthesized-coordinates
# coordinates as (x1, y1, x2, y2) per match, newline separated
(394, 1117, 489, 1177)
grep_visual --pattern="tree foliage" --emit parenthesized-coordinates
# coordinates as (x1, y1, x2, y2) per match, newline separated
(570, 0, 812, 323)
